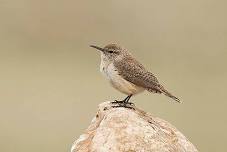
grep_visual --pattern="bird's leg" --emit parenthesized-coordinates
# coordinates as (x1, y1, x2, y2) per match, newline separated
(111, 94, 134, 109)
(125, 94, 133, 104)
(112, 95, 130, 103)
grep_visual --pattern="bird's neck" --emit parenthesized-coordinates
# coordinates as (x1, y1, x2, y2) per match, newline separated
(100, 53, 112, 73)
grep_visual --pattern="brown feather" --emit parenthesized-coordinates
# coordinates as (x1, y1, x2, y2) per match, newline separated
(114, 56, 180, 102)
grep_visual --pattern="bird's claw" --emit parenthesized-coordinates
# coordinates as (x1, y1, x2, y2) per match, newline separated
(111, 100, 123, 104)
(111, 101, 135, 110)
(111, 105, 135, 110)
(111, 100, 134, 106)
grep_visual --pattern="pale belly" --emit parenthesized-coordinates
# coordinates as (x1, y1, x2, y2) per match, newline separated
(100, 63, 144, 95)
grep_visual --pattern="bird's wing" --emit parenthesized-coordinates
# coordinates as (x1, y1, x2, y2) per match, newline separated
(114, 57, 161, 92)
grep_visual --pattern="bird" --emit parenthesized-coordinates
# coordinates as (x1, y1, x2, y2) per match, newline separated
(90, 43, 180, 108)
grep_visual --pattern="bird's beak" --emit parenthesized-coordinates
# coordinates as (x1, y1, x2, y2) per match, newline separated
(90, 45, 106, 52)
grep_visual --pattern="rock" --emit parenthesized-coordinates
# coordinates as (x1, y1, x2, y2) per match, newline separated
(71, 101, 198, 152)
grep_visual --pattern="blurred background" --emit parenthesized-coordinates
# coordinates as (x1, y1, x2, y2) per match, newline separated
(0, 0, 226, 151)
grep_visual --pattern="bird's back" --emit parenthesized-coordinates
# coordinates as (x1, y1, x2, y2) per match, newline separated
(114, 55, 180, 102)
(114, 56, 160, 91)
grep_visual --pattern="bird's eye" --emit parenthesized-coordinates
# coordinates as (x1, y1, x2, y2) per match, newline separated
(108, 50, 114, 53)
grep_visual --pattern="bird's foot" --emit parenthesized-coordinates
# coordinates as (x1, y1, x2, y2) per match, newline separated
(111, 100, 135, 106)
(111, 104, 135, 110)
(111, 100, 135, 110)
(111, 95, 134, 109)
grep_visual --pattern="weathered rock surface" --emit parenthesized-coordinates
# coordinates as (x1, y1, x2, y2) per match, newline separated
(71, 102, 198, 152)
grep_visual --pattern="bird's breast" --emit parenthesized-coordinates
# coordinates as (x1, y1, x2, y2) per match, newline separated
(100, 62, 144, 95)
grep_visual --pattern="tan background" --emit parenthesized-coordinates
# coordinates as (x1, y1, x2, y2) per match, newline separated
(0, 0, 227, 151)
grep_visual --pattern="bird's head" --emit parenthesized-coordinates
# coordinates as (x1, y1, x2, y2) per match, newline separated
(90, 43, 129, 62)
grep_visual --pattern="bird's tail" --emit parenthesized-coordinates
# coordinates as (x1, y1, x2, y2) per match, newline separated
(159, 85, 181, 103)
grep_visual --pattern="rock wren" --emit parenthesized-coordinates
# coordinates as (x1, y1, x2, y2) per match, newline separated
(90, 43, 180, 107)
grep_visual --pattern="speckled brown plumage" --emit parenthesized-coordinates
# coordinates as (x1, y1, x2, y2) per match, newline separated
(91, 43, 180, 103)
(114, 56, 160, 92)
(114, 55, 180, 102)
